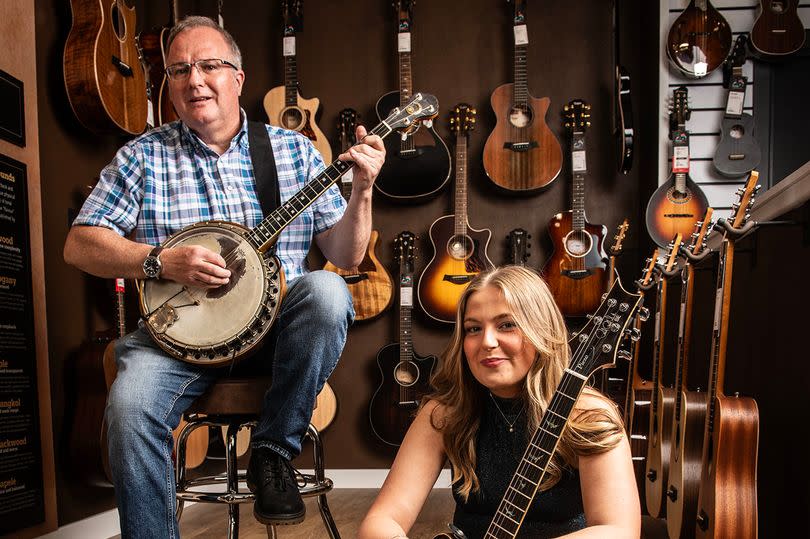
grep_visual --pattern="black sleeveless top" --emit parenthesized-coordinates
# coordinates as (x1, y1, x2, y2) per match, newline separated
(452, 395, 586, 538)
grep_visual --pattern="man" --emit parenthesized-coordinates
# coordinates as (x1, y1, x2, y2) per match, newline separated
(63, 16, 385, 537)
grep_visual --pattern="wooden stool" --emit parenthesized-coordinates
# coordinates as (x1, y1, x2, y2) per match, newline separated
(174, 377, 340, 539)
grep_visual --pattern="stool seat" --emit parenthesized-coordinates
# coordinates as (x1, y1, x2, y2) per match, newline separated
(175, 377, 340, 539)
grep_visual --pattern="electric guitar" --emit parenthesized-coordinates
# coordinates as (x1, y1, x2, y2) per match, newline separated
(713, 35, 761, 178)
(482, 0, 562, 192)
(418, 104, 494, 323)
(369, 231, 437, 446)
(695, 172, 760, 539)
(750, 0, 806, 56)
(543, 100, 609, 317)
(644, 233, 683, 519)
(613, 0, 634, 174)
(64, 0, 149, 135)
(666, 0, 732, 78)
(374, 0, 451, 201)
(506, 228, 531, 266)
(434, 278, 643, 539)
(665, 208, 714, 539)
(323, 108, 394, 321)
(263, 0, 333, 163)
(646, 87, 709, 248)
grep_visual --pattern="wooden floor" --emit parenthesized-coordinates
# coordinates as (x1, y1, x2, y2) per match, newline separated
(151, 488, 669, 539)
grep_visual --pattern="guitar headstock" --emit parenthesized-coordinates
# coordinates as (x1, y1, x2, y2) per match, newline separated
(508, 0, 527, 25)
(656, 233, 683, 276)
(383, 93, 439, 135)
(507, 228, 531, 266)
(563, 99, 591, 134)
(393, 0, 414, 31)
(568, 278, 643, 376)
(281, 0, 303, 35)
(641, 249, 658, 287)
(729, 170, 761, 229)
(687, 207, 714, 256)
(394, 230, 416, 276)
(337, 108, 359, 144)
(669, 86, 691, 138)
(449, 103, 476, 137)
(609, 219, 630, 257)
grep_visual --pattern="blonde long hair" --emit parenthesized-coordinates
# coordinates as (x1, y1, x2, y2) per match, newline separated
(427, 266, 623, 499)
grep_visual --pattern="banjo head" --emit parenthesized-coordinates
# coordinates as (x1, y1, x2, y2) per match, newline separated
(139, 221, 284, 366)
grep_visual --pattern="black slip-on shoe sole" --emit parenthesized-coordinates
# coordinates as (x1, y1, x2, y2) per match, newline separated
(253, 505, 306, 526)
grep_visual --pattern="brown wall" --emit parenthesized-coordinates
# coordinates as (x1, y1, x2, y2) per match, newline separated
(36, 0, 658, 526)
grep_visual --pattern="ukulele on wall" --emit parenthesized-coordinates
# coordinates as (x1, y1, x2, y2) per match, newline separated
(713, 35, 761, 178)
(417, 104, 494, 324)
(666, 0, 732, 78)
(644, 233, 683, 519)
(695, 172, 760, 539)
(64, 0, 149, 135)
(263, 0, 333, 163)
(373, 0, 451, 202)
(506, 228, 531, 266)
(482, 0, 562, 192)
(542, 100, 608, 318)
(323, 109, 394, 321)
(646, 87, 709, 249)
(750, 0, 806, 56)
(665, 208, 714, 539)
(369, 231, 437, 446)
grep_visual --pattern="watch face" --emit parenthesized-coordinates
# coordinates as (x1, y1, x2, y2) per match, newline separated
(143, 256, 161, 278)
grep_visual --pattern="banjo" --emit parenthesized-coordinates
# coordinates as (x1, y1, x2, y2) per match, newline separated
(138, 93, 439, 367)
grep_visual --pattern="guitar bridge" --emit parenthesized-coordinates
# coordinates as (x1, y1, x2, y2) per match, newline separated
(341, 273, 369, 285)
(728, 154, 745, 160)
(561, 269, 593, 280)
(146, 304, 178, 334)
(503, 141, 538, 152)
(443, 275, 474, 285)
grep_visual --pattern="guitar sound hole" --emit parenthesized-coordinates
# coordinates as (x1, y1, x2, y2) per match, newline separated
(280, 106, 305, 131)
(563, 230, 593, 258)
(666, 187, 693, 204)
(394, 362, 419, 387)
(770, 2, 785, 14)
(110, 4, 126, 40)
(509, 105, 533, 128)
(730, 125, 744, 139)
(446, 235, 473, 260)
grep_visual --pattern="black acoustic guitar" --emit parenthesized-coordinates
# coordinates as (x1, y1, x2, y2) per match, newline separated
(369, 231, 437, 446)
(646, 87, 709, 249)
(713, 35, 761, 178)
(374, 0, 451, 201)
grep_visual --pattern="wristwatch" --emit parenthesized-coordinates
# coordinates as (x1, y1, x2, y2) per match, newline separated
(142, 246, 164, 279)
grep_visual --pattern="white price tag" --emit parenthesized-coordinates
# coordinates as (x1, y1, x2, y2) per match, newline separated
(672, 146, 689, 173)
(283, 36, 296, 57)
(572, 150, 586, 172)
(514, 25, 528, 45)
(400, 286, 413, 306)
(725, 91, 744, 116)
(398, 32, 411, 52)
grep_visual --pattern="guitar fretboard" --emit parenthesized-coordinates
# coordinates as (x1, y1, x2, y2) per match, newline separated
(672, 263, 694, 424)
(705, 238, 732, 439)
(571, 132, 587, 232)
(453, 134, 468, 236)
(398, 46, 415, 154)
(513, 42, 528, 109)
(284, 54, 298, 107)
(649, 279, 668, 420)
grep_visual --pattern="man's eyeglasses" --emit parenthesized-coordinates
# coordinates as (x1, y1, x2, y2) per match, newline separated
(165, 59, 239, 81)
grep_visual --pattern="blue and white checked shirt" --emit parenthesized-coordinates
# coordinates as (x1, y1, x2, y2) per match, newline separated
(73, 112, 346, 281)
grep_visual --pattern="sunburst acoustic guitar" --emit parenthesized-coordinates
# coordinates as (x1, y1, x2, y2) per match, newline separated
(263, 0, 332, 163)
(482, 0, 562, 192)
(417, 104, 493, 324)
(323, 108, 394, 321)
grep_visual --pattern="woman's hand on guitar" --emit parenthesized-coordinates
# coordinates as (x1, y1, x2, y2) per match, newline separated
(160, 245, 231, 288)
(339, 125, 385, 194)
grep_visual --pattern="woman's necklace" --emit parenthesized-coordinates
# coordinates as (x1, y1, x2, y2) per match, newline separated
(489, 392, 525, 433)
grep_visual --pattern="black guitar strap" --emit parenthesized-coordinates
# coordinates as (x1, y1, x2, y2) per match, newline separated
(247, 120, 281, 217)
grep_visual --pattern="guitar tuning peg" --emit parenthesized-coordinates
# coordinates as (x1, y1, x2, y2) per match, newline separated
(638, 307, 650, 321)
(627, 327, 641, 341)
(617, 349, 632, 361)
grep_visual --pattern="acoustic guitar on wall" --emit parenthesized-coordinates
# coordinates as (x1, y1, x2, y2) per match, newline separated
(64, 0, 149, 135)
(542, 100, 609, 318)
(263, 0, 332, 163)
(666, 0, 732, 78)
(646, 87, 709, 249)
(323, 108, 394, 321)
(482, 0, 562, 193)
(750, 0, 806, 56)
(373, 0, 451, 202)
(417, 104, 494, 324)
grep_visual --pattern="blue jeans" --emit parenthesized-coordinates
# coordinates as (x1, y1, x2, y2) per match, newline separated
(105, 271, 353, 538)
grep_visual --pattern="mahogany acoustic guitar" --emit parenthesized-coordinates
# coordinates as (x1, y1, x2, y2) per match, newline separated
(695, 172, 760, 539)
(542, 100, 609, 318)
(666, 208, 714, 539)
(482, 0, 562, 192)
(373, 0, 451, 202)
(750, 0, 806, 56)
(644, 233, 683, 519)
(417, 104, 494, 324)
(263, 0, 333, 163)
(64, 0, 149, 135)
(369, 231, 437, 446)
(323, 109, 394, 321)
(666, 0, 731, 78)
(646, 87, 709, 248)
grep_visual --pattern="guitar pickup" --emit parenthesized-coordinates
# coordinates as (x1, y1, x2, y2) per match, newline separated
(503, 141, 538, 152)
(561, 269, 593, 280)
(443, 274, 474, 284)
(111, 55, 134, 77)
(341, 273, 369, 285)
(728, 154, 745, 160)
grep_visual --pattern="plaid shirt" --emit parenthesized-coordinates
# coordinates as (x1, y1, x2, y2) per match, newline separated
(73, 113, 346, 281)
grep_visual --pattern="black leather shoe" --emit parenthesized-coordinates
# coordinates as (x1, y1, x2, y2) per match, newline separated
(246, 447, 305, 525)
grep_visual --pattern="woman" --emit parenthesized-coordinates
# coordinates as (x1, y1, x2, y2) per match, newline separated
(359, 266, 640, 538)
